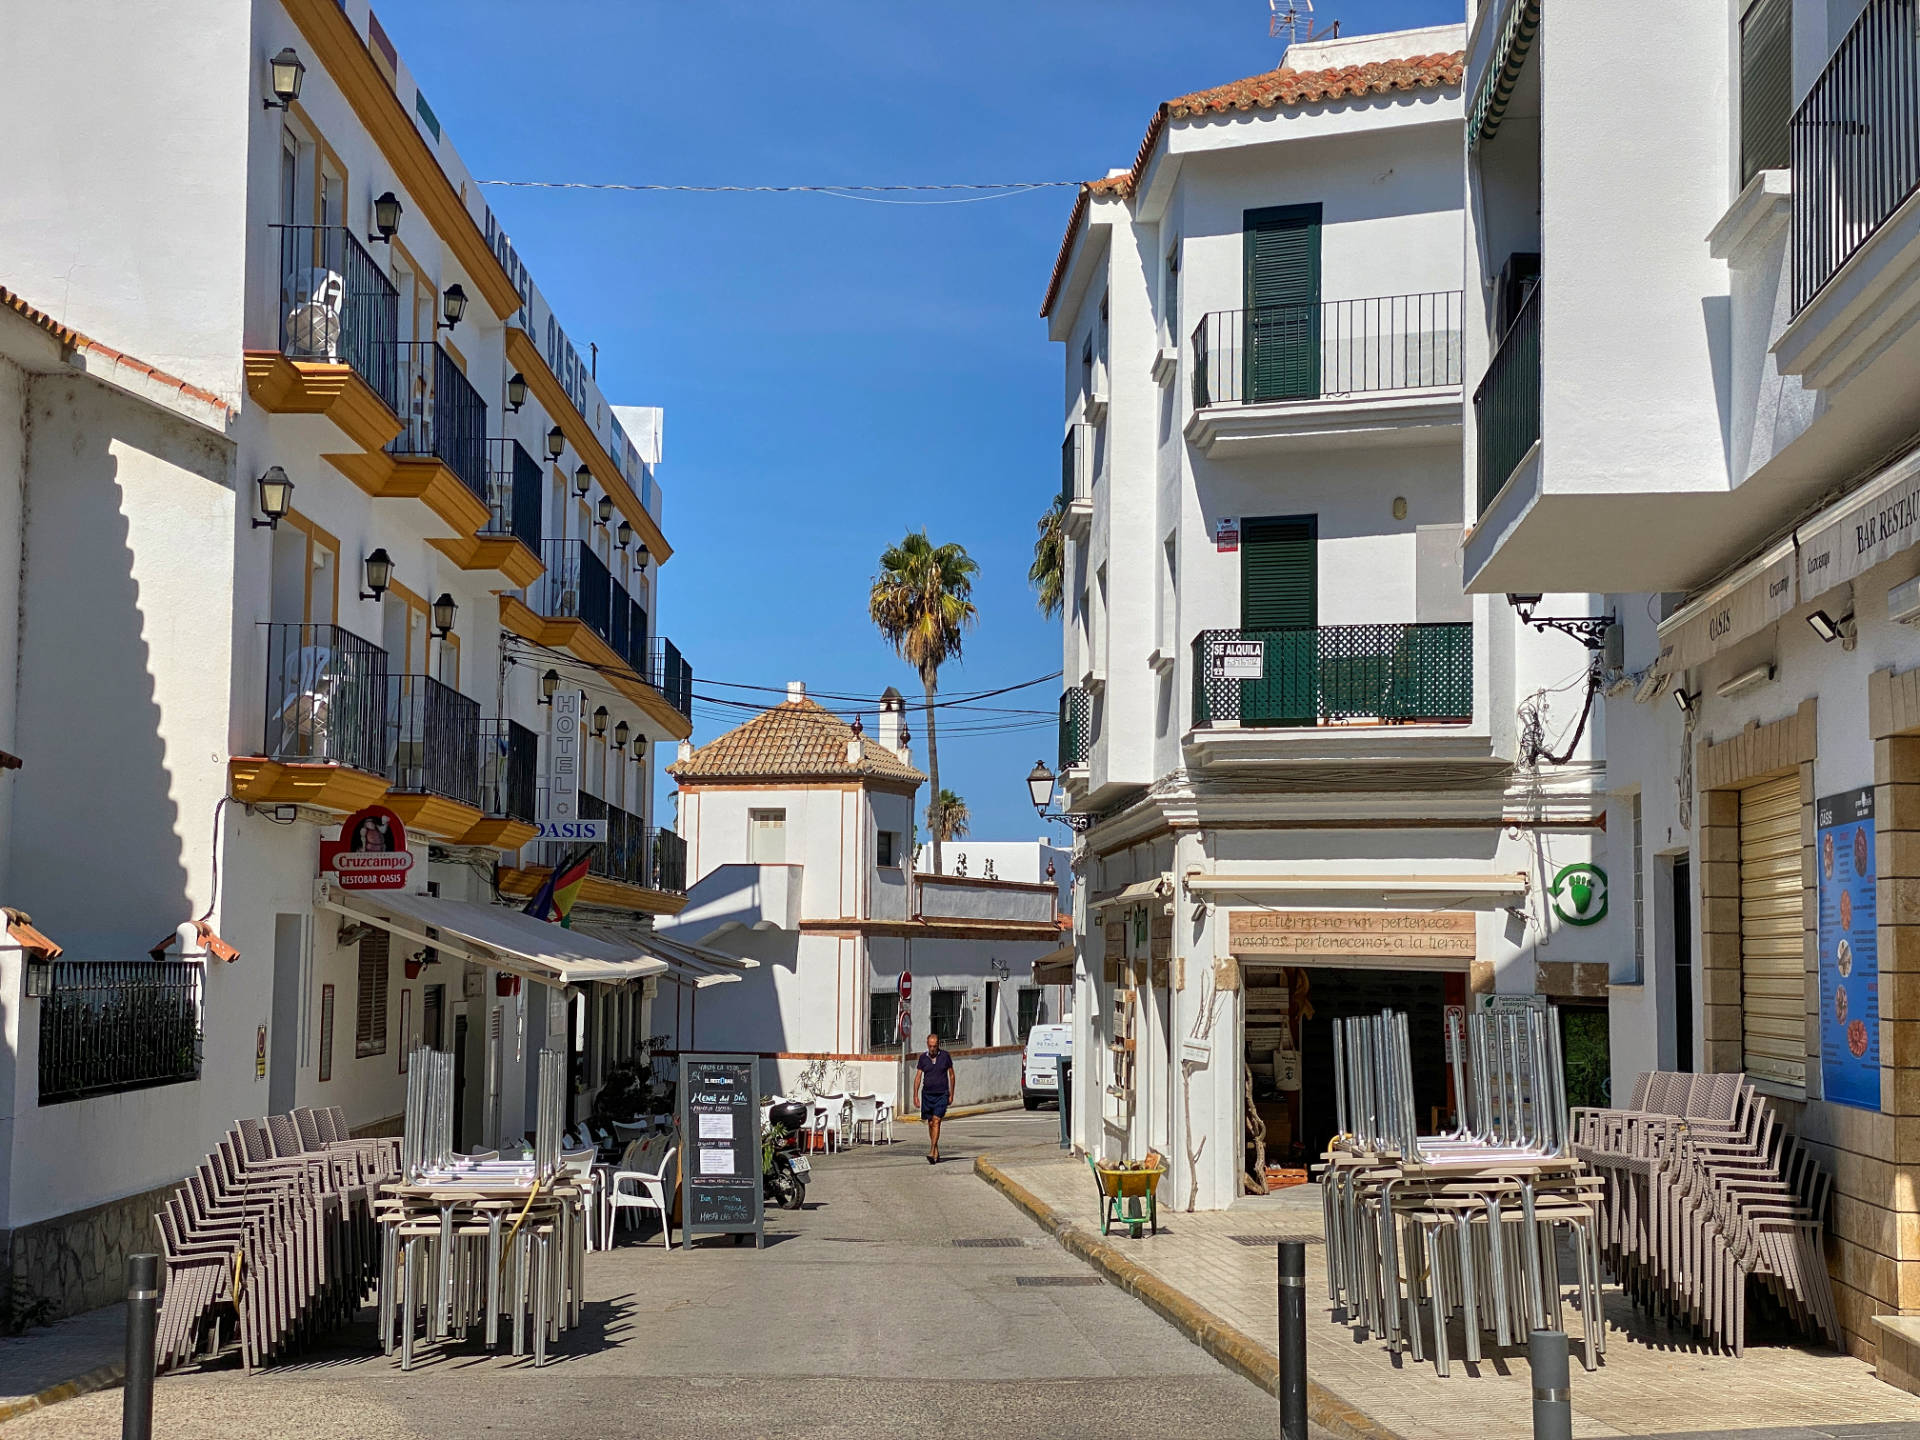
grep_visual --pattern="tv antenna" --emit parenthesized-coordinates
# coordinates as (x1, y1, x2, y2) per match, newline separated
(1270, 0, 1339, 43)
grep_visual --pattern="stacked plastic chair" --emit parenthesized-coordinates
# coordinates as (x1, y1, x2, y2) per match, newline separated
(1572, 1070, 1837, 1353)
(1318, 1007, 1606, 1377)
(154, 1105, 399, 1371)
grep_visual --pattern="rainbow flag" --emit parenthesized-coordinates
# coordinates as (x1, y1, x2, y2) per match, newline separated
(524, 850, 592, 927)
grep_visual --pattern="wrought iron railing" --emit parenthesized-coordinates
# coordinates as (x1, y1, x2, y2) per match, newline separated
(270, 224, 401, 415)
(483, 437, 543, 549)
(651, 828, 688, 893)
(1191, 624, 1473, 727)
(388, 340, 488, 500)
(647, 637, 694, 722)
(1061, 424, 1094, 510)
(1791, 0, 1920, 312)
(537, 538, 613, 641)
(478, 719, 538, 822)
(535, 794, 682, 891)
(1472, 285, 1540, 515)
(610, 570, 635, 667)
(260, 622, 390, 773)
(1192, 292, 1463, 409)
(38, 960, 203, 1104)
(385, 673, 481, 806)
(1059, 687, 1091, 769)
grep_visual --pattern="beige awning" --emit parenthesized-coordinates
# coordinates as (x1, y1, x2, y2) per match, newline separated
(1653, 534, 1799, 681)
(1090, 875, 1172, 914)
(570, 919, 756, 989)
(322, 885, 668, 990)
(1797, 440, 1920, 604)
(1032, 943, 1074, 986)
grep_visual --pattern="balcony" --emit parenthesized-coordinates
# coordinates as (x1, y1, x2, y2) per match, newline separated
(1472, 285, 1540, 516)
(1191, 624, 1473, 727)
(229, 622, 393, 812)
(1060, 424, 1094, 539)
(468, 718, 539, 851)
(244, 225, 403, 453)
(1059, 688, 1090, 772)
(509, 793, 689, 914)
(433, 438, 544, 588)
(1186, 293, 1464, 456)
(645, 637, 695, 725)
(380, 673, 482, 839)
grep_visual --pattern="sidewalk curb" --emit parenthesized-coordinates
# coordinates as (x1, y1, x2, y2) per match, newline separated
(0, 1362, 125, 1428)
(975, 1156, 1404, 1440)
(898, 1099, 1024, 1121)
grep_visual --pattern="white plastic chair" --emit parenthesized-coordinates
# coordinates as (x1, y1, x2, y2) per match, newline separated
(610, 1144, 677, 1250)
(811, 1099, 844, 1154)
(872, 1099, 895, 1145)
(850, 1094, 881, 1146)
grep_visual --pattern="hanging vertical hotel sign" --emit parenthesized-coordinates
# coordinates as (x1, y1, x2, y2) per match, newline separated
(537, 690, 606, 841)
(319, 805, 413, 890)
(1817, 787, 1880, 1110)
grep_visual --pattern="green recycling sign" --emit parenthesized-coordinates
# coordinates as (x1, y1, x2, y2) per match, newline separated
(1549, 863, 1608, 926)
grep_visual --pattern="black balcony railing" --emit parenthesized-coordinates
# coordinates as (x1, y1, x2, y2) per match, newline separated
(1061, 424, 1094, 509)
(261, 622, 389, 774)
(1791, 0, 1920, 312)
(537, 539, 614, 647)
(1472, 285, 1541, 515)
(1191, 624, 1473, 728)
(478, 719, 538, 823)
(483, 438, 543, 549)
(385, 673, 481, 806)
(271, 224, 401, 415)
(1192, 292, 1463, 409)
(388, 340, 488, 500)
(647, 638, 694, 722)
(651, 828, 688, 893)
(38, 960, 204, 1104)
(1059, 688, 1091, 769)
(537, 794, 682, 891)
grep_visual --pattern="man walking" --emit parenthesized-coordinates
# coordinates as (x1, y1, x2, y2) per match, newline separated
(913, 1032, 956, 1164)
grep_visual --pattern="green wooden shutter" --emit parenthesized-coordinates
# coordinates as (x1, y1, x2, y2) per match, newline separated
(1243, 205, 1322, 402)
(1240, 516, 1317, 726)
(1740, 0, 1792, 183)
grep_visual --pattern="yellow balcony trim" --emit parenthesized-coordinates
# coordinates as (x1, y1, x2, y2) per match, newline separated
(382, 792, 484, 842)
(323, 451, 491, 539)
(282, 0, 522, 320)
(541, 617, 694, 742)
(496, 865, 688, 917)
(499, 592, 543, 643)
(505, 329, 671, 564)
(229, 757, 390, 813)
(430, 534, 545, 589)
(242, 352, 402, 451)
(458, 817, 538, 851)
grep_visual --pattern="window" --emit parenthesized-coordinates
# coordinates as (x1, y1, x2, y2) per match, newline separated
(1631, 793, 1645, 984)
(870, 992, 900, 1051)
(1163, 242, 1180, 343)
(1097, 293, 1110, 389)
(355, 930, 390, 1058)
(1017, 986, 1044, 1041)
(422, 983, 445, 1051)
(1080, 334, 1094, 399)
(749, 808, 787, 863)
(877, 830, 901, 868)
(1157, 533, 1177, 652)
(930, 988, 968, 1045)
(1739, 0, 1792, 183)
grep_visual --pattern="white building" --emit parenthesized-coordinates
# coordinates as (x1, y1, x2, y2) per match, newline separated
(0, 0, 708, 1316)
(662, 685, 1069, 1105)
(1460, 0, 1920, 1376)
(1040, 26, 1611, 1212)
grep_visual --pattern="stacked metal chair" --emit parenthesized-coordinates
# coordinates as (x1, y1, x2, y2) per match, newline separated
(374, 1047, 595, 1369)
(1319, 1007, 1606, 1377)
(154, 1105, 398, 1371)
(1572, 1070, 1837, 1353)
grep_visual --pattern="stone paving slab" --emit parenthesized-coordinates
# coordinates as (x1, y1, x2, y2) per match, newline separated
(0, 1302, 124, 1423)
(979, 1145, 1920, 1440)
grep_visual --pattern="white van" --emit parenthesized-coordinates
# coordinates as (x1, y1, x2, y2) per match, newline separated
(1021, 1025, 1074, 1110)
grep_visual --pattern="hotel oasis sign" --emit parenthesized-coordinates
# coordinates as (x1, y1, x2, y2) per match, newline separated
(1226, 910, 1476, 962)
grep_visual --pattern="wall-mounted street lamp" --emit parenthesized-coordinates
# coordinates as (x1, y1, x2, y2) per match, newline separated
(370, 191, 402, 245)
(252, 466, 294, 529)
(573, 464, 592, 498)
(612, 720, 630, 752)
(432, 592, 457, 638)
(263, 47, 305, 109)
(1672, 689, 1696, 718)
(1808, 608, 1856, 645)
(438, 284, 468, 332)
(505, 372, 527, 413)
(634, 544, 649, 573)
(361, 548, 394, 602)
(592, 706, 609, 739)
(539, 668, 560, 706)
(616, 520, 633, 552)
(24, 956, 53, 999)
(546, 426, 565, 462)
(597, 495, 614, 528)
(1025, 760, 1093, 832)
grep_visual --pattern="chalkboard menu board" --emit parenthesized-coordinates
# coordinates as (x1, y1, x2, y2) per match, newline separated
(678, 1053, 763, 1248)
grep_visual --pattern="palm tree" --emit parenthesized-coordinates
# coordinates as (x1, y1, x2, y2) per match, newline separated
(870, 531, 979, 874)
(931, 789, 970, 845)
(1029, 497, 1065, 619)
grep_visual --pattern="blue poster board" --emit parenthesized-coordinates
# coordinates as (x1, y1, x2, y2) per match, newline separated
(1817, 787, 1880, 1109)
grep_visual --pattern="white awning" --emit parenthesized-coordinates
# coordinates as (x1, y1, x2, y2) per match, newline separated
(1033, 943, 1074, 987)
(569, 920, 756, 989)
(321, 885, 669, 989)
(1653, 534, 1799, 681)
(1090, 875, 1172, 914)
(1797, 440, 1920, 604)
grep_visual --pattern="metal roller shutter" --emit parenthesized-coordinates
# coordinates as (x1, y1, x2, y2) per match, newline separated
(1739, 775, 1805, 1088)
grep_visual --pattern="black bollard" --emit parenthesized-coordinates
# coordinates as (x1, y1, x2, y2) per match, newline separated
(1277, 1240, 1308, 1440)
(122, 1253, 158, 1440)
(1529, 1329, 1572, 1440)
(1057, 1057, 1073, 1150)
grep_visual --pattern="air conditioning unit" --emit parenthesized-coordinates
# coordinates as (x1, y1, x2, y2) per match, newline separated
(1891, 573, 1920, 626)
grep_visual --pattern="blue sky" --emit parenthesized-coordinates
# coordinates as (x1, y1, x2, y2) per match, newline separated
(380, 0, 1461, 840)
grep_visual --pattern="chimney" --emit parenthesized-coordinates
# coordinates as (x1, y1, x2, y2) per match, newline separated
(787, 680, 806, 703)
(677, 740, 693, 764)
(877, 687, 905, 756)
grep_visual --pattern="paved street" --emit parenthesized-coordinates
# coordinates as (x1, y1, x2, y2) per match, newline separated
(2, 1112, 1310, 1439)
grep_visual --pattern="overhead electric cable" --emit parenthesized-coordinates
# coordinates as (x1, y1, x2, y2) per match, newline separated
(478, 179, 1079, 194)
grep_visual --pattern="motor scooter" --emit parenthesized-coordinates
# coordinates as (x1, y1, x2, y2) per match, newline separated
(763, 1099, 811, 1210)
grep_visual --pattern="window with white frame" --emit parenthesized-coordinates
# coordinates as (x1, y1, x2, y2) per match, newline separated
(749, 808, 787, 863)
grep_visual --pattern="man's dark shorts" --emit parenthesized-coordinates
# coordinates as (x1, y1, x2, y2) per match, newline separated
(922, 1091, 950, 1119)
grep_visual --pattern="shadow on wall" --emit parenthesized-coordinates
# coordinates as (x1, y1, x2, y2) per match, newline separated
(659, 926, 799, 1056)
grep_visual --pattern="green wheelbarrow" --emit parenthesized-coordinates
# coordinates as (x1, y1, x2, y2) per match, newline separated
(1090, 1157, 1166, 1238)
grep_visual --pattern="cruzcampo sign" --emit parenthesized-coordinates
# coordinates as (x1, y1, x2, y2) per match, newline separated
(319, 805, 413, 890)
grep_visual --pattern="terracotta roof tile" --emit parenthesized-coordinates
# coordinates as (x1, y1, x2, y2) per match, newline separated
(669, 696, 926, 787)
(0, 283, 234, 416)
(1040, 50, 1464, 318)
